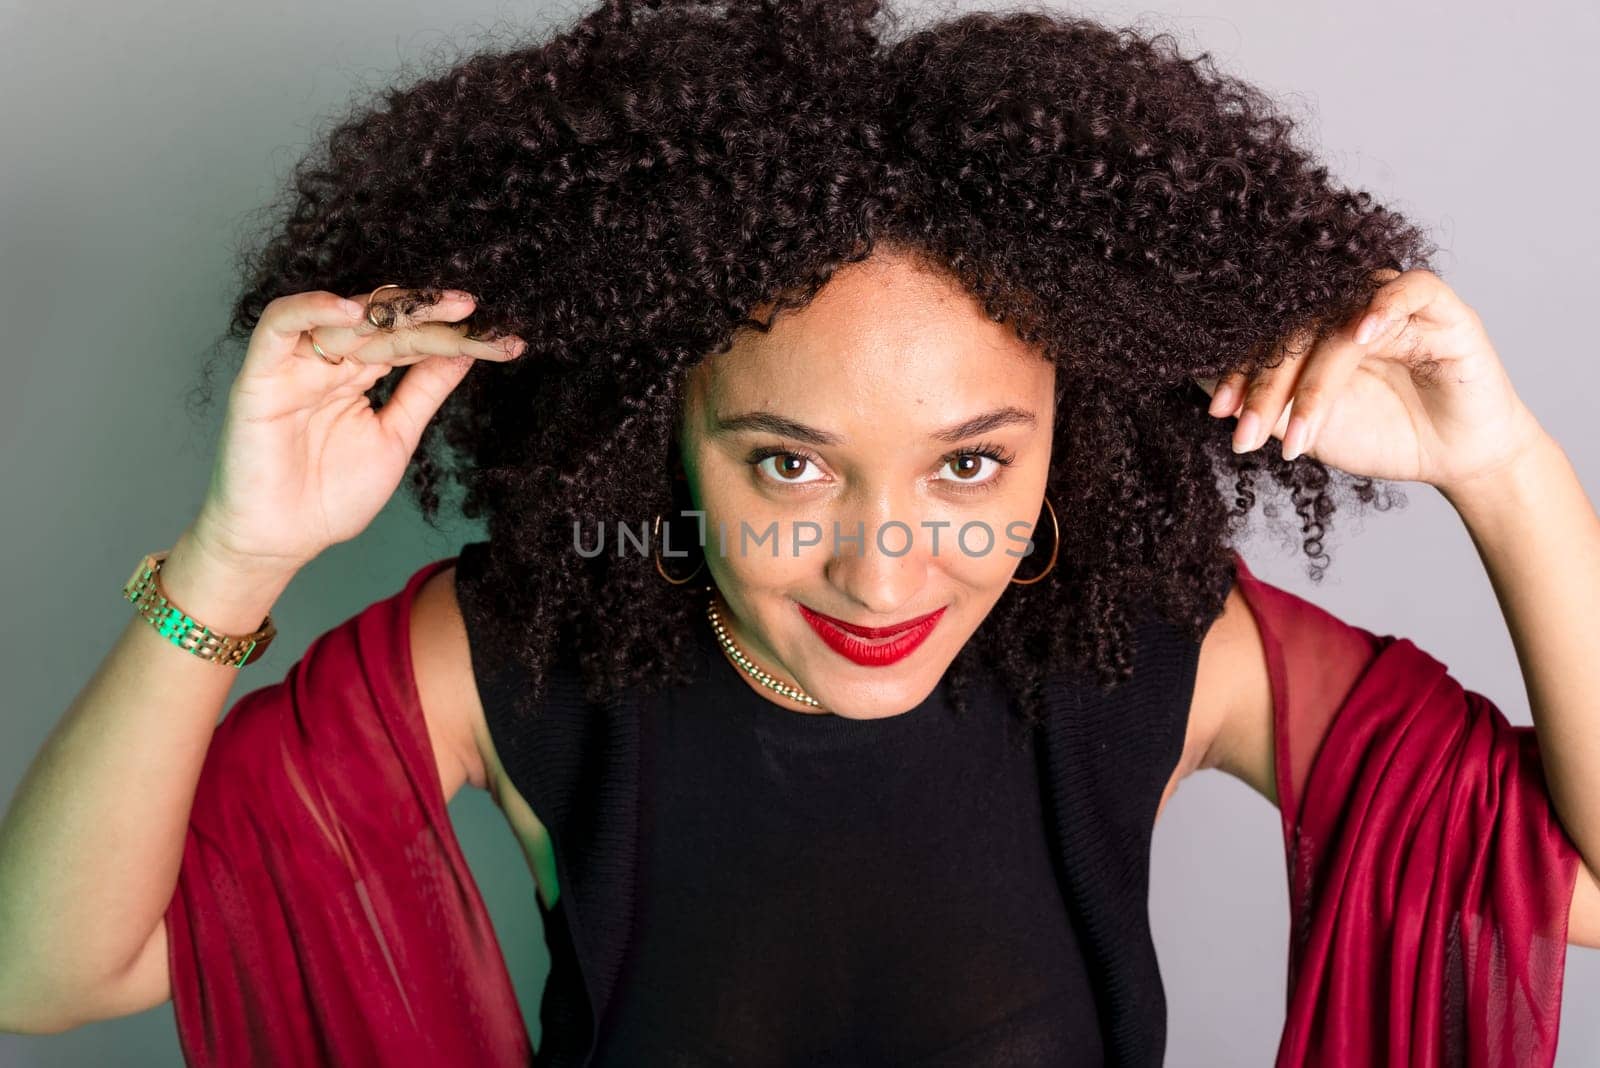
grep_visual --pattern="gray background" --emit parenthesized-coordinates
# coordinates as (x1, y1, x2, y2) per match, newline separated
(3, 0, 1596, 1063)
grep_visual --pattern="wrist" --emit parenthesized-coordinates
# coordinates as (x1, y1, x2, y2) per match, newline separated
(1439, 427, 1568, 523)
(158, 528, 299, 635)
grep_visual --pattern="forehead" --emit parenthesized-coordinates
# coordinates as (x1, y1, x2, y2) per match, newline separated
(686, 252, 1050, 421)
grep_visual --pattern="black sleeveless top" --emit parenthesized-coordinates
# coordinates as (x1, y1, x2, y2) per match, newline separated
(585, 614, 1103, 1065)
(453, 540, 1208, 1068)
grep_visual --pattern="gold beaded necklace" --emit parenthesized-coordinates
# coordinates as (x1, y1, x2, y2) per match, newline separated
(704, 591, 825, 710)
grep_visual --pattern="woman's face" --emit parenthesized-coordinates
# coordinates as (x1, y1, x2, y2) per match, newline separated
(677, 250, 1057, 719)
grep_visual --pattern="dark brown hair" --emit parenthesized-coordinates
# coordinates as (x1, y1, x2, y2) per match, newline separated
(195, 0, 1432, 732)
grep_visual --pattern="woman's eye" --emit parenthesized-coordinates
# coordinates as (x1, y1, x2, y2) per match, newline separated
(757, 453, 825, 484)
(937, 453, 1003, 485)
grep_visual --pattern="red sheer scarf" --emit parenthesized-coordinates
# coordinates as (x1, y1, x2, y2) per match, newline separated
(163, 555, 531, 1065)
(162, 551, 1583, 1065)
(1230, 550, 1581, 1066)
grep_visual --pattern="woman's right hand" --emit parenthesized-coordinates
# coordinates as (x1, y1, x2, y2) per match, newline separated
(188, 285, 525, 574)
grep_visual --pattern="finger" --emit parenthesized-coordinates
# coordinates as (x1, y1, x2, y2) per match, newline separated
(313, 287, 482, 353)
(1232, 327, 1315, 453)
(1280, 315, 1368, 461)
(1205, 371, 1251, 419)
(359, 287, 476, 333)
(377, 354, 477, 455)
(1352, 268, 1461, 344)
(345, 320, 526, 366)
(248, 291, 370, 375)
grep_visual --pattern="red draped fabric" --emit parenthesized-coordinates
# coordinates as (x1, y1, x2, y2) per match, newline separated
(1229, 550, 1581, 1067)
(163, 555, 531, 1065)
(161, 550, 1583, 1065)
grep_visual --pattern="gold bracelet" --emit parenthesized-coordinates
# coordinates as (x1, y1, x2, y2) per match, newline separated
(122, 551, 278, 668)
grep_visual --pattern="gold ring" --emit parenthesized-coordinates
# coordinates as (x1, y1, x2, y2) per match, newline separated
(308, 332, 344, 366)
(365, 283, 404, 330)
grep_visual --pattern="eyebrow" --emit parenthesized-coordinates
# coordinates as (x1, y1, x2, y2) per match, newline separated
(711, 405, 1037, 446)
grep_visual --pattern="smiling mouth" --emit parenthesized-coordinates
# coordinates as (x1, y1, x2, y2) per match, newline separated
(796, 604, 945, 639)
(796, 602, 947, 667)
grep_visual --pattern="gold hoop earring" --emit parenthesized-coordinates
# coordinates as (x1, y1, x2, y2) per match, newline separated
(653, 512, 705, 585)
(1009, 495, 1059, 585)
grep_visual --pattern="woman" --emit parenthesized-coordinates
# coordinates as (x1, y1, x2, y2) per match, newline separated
(0, 1, 1593, 1065)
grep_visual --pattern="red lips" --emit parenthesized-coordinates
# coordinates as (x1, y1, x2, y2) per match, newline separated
(797, 603, 946, 667)
(803, 606, 943, 638)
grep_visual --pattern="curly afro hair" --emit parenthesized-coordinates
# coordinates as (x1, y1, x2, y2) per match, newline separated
(194, 0, 1435, 733)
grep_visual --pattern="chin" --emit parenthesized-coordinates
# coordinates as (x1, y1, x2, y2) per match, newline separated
(806, 665, 948, 719)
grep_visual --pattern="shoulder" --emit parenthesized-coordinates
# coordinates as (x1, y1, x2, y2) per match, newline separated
(408, 562, 495, 798)
(1191, 579, 1276, 801)
(1159, 573, 1276, 820)
(1172, 554, 1385, 811)
(411, 557, 559, 892)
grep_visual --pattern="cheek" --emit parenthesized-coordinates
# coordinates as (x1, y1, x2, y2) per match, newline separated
(698, 509, 817, 596)
(924, 467, 1049, 586)
(930, 517, 1034, 588)
(719, 529, 818, 588)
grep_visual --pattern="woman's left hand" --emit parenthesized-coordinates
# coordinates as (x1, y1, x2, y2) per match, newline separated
(1193, 268, 1548, 494)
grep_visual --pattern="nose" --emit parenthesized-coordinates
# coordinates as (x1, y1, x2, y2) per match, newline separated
(822, 496, 931, 618)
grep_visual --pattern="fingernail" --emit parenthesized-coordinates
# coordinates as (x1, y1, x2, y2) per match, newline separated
(1233, 410, 1260, 453)
(1209, 381, 1238, 417)
(1282, 414, 1308, 460)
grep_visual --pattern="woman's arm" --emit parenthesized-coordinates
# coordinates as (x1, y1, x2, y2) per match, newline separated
(104, 554, 526, 1064)
(0, 549, 495, 1035)
(1439, 428, 1600, 917)
(1198, 562, 1600, 949)
(0, 527, 299, 1034)
(1208, 545, 1592, 1063)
